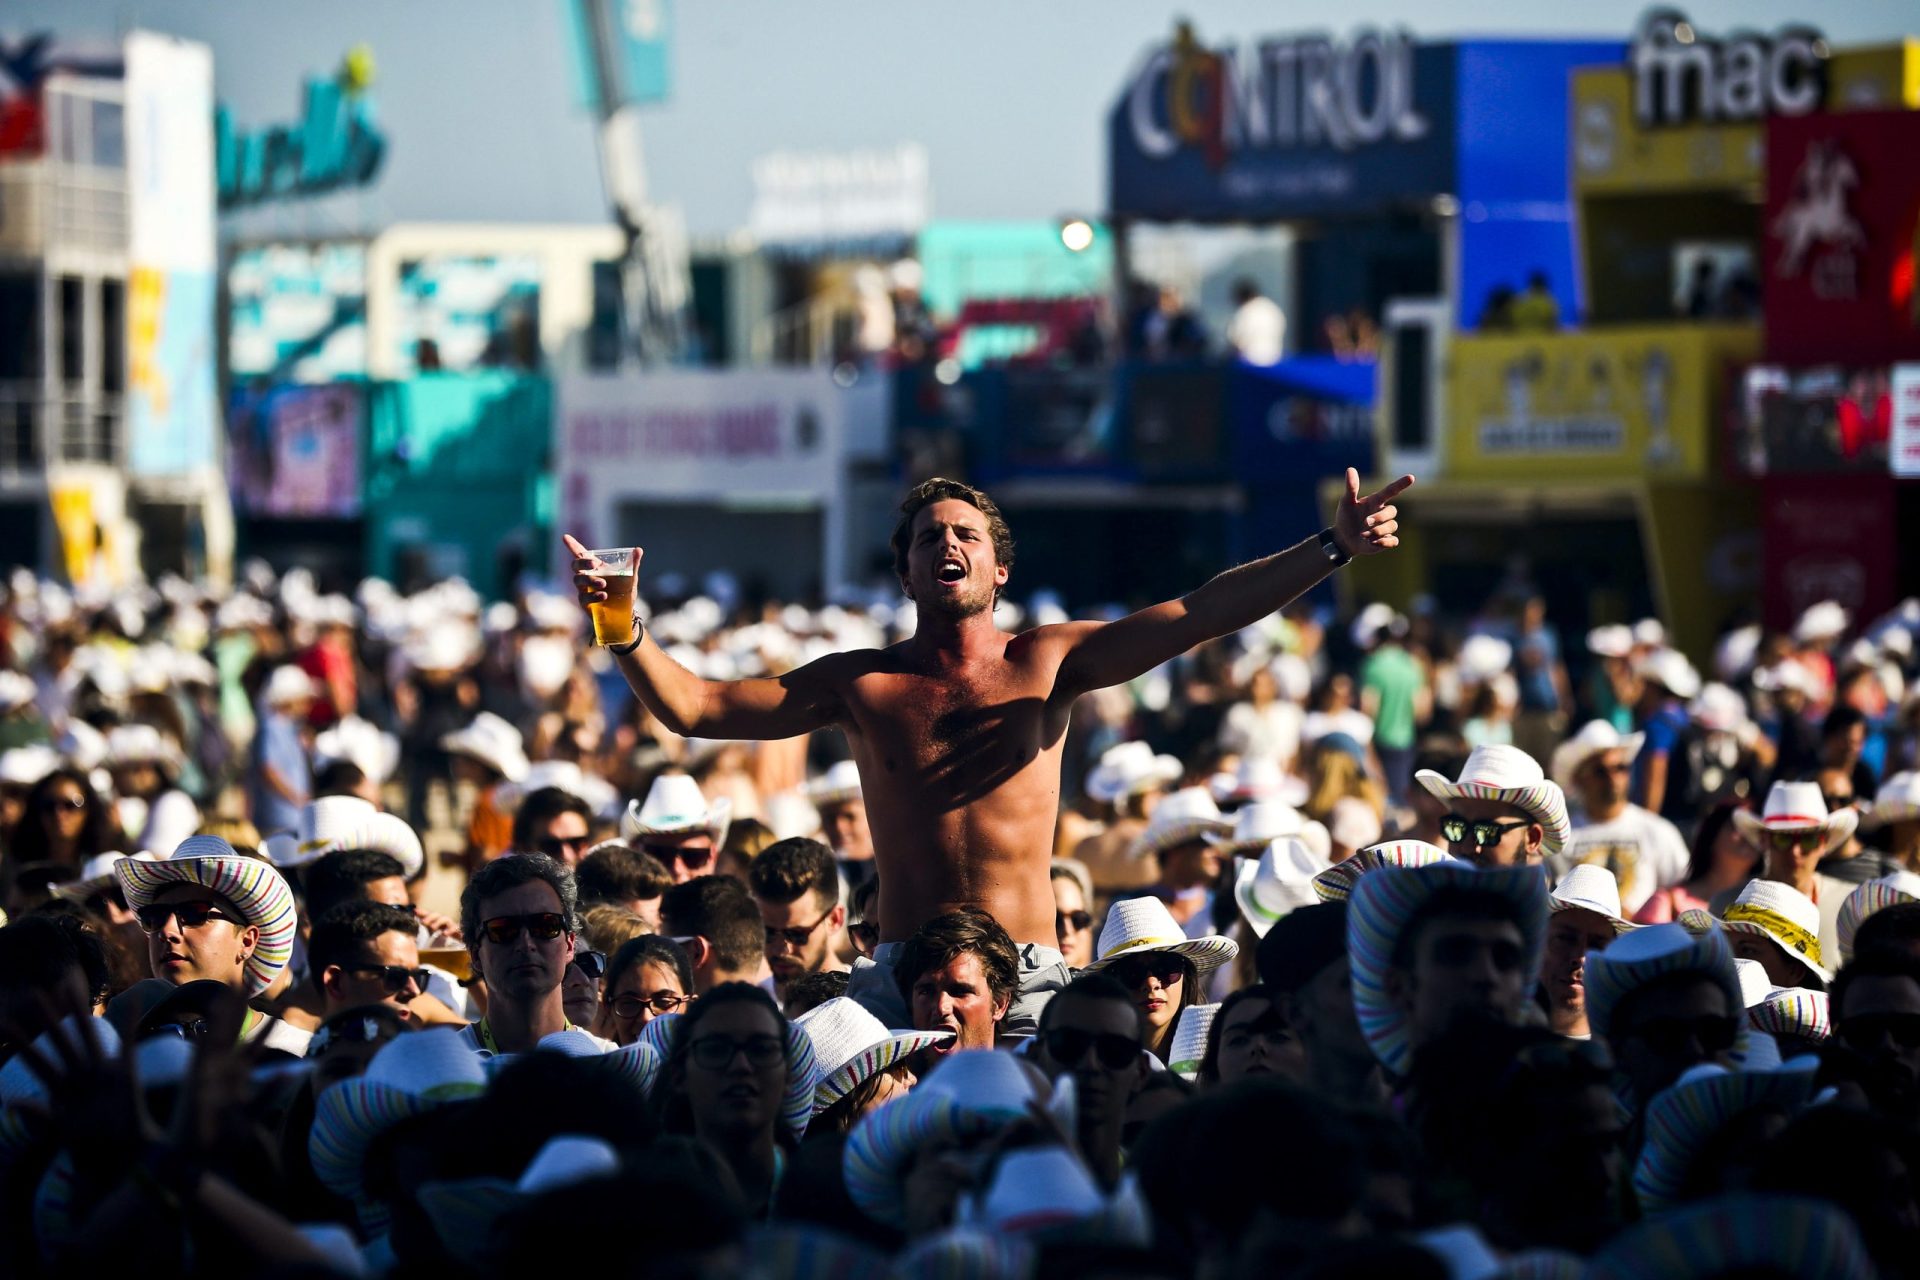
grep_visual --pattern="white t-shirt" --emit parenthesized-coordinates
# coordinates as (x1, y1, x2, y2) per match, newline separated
(1551, 805, 1691, 915)
(1218, 701, 1304, 769)
(1228, 295, 1286, 365)
(1301, 708, 1374, 749)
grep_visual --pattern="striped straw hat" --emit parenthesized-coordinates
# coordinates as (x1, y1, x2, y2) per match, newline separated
(1415, 744, 1571, 855)
(1347, 862, 1549, 1075)
(637, 1009, 819, 1141)
(1587, 1193, 1874, 1280)
(1747, 987, 1831, 1050)
(1312, 839, 1459, 903)
(1720, 880, 1831, 985)
(1631, 1059, 1820, 1212)
(794, 997, 953, 1114)
(1166, 1003, 1219, 1079)
(1836, 870, 1920, 963)
(1584, 924, 1746, 1050)
(115, 836, 299, 997)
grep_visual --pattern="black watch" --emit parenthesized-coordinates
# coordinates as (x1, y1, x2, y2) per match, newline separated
(1317, 526, 1353, 568)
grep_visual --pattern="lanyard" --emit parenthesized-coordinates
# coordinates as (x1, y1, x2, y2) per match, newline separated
(476, 1017, 575, 1054)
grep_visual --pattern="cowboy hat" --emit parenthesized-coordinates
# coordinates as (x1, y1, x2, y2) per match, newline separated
(1081, 896, 1239, 977)
(1549, 864, 1638, 935)
(622, 773, 732, 848)
(1587, 1194, 1873, 1280)
(261, 796, 425, 878)
(1415, 744, 1571, 856)
(955, 1146, 1149, 1243)
(1635, 648, 1702, 699)
(1125, 787, 1231, 861)
(1346, 861, 1550, 1075)
(50, 850, 158, 904)
(260, 665, 317, 707)
(1312, 839, 1459, 904)
(314, 716, 401, 785)
(1734, 959, 1774, 1009)
(1632, 1058, 1820, 1212)
(402, 627, 480, 674)
(1732, 780, 1858, 858)
(802, 760, 863, 809)
(842, 1050, 1046, 1228)
(114, 836, 299, 997)
(496, 761, 621, 821)
(1457, 634, 1513, 683)
(1747, 988, 1830, 1050)
(1688, 683, 1750, 735)
(1548, 721, 1644, 793)
(1868, 772, 1920, 828)
(1084, 741, 1182, 805)
(1207, 799, 1328, 860)
(417, 1135, 620, 1267)
(1233, 837, 1331, 937)
(1836, 870, 1920, 963)
(1583, 924, 1746, 1048)
(308, 1028, 490, 1225)
(1720, 880, 1831, 984)
(636, 1009, 818, 1141)
(1794, 600, 1850, 644)
(794, 997, 953, 1114)
(1165, 1003, 1219, 1080)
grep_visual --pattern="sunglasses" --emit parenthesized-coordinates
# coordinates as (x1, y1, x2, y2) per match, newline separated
(766, 914, 833, 951)
(481, 912, 569, 945)
(1625, 1014, 1740, 1056)
(610, 991, 691, 1018)
(135, 901, 236, 933)
(1764, 828, 1823, 851)
(569, 950, 607, 981)
(1043, 1027, 1140, 1070)
(537, 835, 590, 859)
(341, 964, 428, 996)
(640, 842, 713, 871)
(1056, 909, 1093, 935)
(687, 1033, 785, 1071)
(1441, 815, 1532, 848)
(848, 922, 879, 948)
(40, 794, 87, 813)
(1840, 1013, 1920, 1052)
(309, 1012, 404, 1058)
(1108, 954, 1189, 990)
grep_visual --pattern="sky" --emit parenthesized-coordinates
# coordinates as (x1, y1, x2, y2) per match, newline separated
(8, 0, 1917, 239)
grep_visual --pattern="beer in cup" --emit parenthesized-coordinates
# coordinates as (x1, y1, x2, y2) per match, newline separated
(586, 548, 638, 647)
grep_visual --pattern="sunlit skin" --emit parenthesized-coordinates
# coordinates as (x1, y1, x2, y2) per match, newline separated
(1116, 959, 1189, 1060)
(1543, 908, 1618, 1037)
(473, 880, 574, 1052)
(821, 798, 875, 863)
(1445, 797, 1544, 867)
(910, 952, 1009, 1054)
(595, 958, 689, 1046)
(1758, 826, 1826, 898)
(320, 929, 422, 1023)
(760, 889, 848, 987)
(144, 883, 259, 992)
(1051, 874, 1094, 969)
(569, 470, 1412, 949)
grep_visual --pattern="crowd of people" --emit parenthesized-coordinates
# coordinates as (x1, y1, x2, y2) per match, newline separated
(2, 500, 1920, 1276)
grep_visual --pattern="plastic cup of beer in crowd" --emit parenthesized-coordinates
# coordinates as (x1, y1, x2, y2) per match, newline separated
(586, 548, 638, 647)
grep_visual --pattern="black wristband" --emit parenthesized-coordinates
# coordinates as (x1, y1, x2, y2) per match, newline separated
(608, 622, 645, 656)
(1317, 526, 1353, 569)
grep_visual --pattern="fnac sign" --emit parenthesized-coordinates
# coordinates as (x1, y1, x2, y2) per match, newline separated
(1629, 8, 1826, 128)
(1764, 110, 1920, 367)
(1126, 21, 1427, 169)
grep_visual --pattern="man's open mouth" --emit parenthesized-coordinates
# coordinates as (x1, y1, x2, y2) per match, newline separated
(937, 561, 966, 583)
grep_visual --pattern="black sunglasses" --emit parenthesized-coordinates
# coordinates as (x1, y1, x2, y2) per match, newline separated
(766, 914, 833, 951)
(1841, 1012, 1920, 1052)
(537, 834, 591, 859)
(481, 912, 568, 945)
(1108, 953, 1189, 989)
(1441, 815, 1532, 848)
(341, 964, 428, 996)
(640, 842, 713, 870)
(40, 794, 87, 813)
(135, 901, 236, 933)
(687, 1034, 784, 1071)
(1428, 934, 1525, 972)
(848, 922, 879, 946)
(569, 950, 607, 981)
(1056, 909, 1093, 935)
(1043, 1027, 1140, 1070)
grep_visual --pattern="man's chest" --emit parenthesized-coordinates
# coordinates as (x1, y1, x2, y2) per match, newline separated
(845, 665, 1065, 774)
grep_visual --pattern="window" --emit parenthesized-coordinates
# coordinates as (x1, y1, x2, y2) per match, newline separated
(58, 277, 84, 384)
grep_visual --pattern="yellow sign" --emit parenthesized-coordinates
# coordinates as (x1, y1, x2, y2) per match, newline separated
(49, 482, 98, 586)
(1572, 42, 1920, 195)
(1444, 324, 1760, 482)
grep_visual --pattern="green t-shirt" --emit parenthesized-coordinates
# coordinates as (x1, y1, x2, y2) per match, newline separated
(1361, 644, 1423, 750)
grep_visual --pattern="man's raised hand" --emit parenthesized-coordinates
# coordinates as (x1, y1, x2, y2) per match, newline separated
(1333, 467, 1415, 557)
(563, 534, 640, 608)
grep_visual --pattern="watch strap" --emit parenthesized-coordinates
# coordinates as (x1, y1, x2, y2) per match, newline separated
(1317, 526, 1353, 568)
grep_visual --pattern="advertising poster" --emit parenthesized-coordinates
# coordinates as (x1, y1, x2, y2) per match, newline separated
(124, 31, 219, 476)
(229, 384, 364, 518)
(1892, 364, 1920, 480)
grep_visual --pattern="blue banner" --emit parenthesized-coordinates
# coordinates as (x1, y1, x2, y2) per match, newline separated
(564, 0, 672, 111)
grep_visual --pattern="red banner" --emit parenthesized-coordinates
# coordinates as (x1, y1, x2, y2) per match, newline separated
(1764, 111, 1920, 366)
(1760, 475, 1899, 632)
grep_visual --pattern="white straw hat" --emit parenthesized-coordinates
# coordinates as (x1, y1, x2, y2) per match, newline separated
(1721, 880, 1831, 984)
(261, 665, 317, 707)
(1085, 741, 1182, 805)
(1868, 772, 1920, 828)
(621, 773, 732, 846)
(1233, 837, 1331, 937)
(314, 716, 401, 785)
(105, 723, 185, 775)
(1586, 625, 1633, 658)
(1635, 648, 1702, 699)
(793, 997, 952, 1114)
(1734, 959, 1774, 1009)
(1166, 1004, 1219, 1079)
(1548, 721, 1644, 793)
(1415, 744, 1571, 855)
(1732, 781, 1858, 857)
(1548, 864, 1638, 934)
(1082, 896, 1239, 976)
(1207, 800, 1327, 859)
(438, 712, 530, 782)
(0, 744, 61, 788)
(261, 796, 379, 865)
(1126, 787, 1231, 860)
(802, 760, 863, 808)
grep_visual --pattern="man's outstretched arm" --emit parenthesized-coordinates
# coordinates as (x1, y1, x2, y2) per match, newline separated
(1054, 469, 1413, 697)
(566, 535, 843, 740)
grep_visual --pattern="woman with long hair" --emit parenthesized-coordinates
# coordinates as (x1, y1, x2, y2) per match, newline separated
(1633, 800, 1761, 924)
(594, 934, 695, 1046)
(1085, 897, 1238, 1065)
(8, 767, 117, 870)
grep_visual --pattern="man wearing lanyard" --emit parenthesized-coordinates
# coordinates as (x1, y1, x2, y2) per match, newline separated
(456, 852, 611, 1054)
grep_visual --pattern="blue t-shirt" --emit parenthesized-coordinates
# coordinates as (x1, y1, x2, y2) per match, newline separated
(1633, 701, 1689, 811)
(1516, 624, 1562, 712)
(251, 711, 309, 836)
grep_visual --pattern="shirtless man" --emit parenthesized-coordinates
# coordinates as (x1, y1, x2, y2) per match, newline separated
(567, 469, 1411, 1030)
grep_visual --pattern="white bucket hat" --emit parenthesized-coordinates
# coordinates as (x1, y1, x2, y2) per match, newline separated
(1126, 787, 1230, 860)
(1868, 772, 1920, 828)
(438, 712, 530, 782)
(1085, 741, 1182, 805)
(1548, 721, 1644, 793)
(1549, 864, 1638, 934)
(1635, 648, 1702, 699)
(1166, 1003, 1219, 1079)
(622, 773, 732, 846)
(1082, 896, 1239, 976)
(793, 997, 952, 1114)
(802, 760, 863, 809)
(261, 665, 317, 708)
(1720, 880, 1831, 984)
(1415, 744, 1572, 855)
(1732, 781, 1858, 857)
(1233, 837, 1332, 937)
